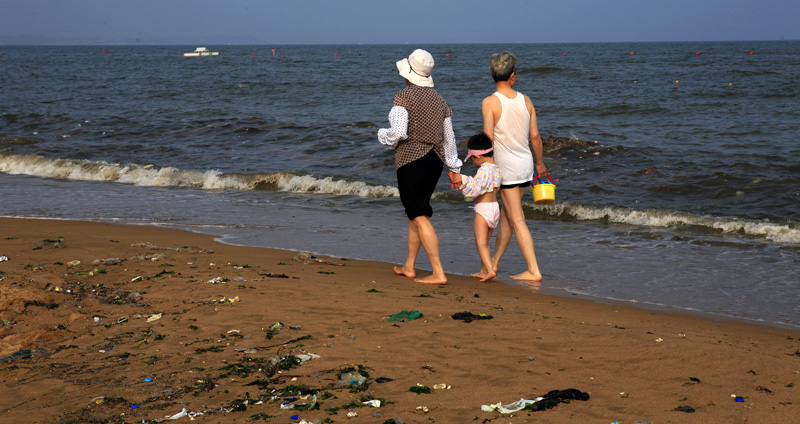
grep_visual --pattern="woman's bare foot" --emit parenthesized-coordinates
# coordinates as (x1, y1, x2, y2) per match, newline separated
(394, 265, 416, 278)
(414, 274, 447, 285)
(511, 270, 542, 282)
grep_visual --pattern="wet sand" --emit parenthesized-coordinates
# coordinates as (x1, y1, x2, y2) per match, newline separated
(0, 217, 798, 423)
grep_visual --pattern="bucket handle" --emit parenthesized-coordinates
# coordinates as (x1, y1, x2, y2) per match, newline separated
(532, 173, 554, 186)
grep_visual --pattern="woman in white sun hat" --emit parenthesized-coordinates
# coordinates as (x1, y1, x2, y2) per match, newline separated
(378, 49, 462, 285)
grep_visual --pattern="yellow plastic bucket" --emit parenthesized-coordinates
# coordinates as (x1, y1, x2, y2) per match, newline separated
(531, 175, 556, 204)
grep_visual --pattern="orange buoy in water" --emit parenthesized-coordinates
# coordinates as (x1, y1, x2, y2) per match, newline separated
(695, 52, 700, 55)
(630, 52, 635, 55)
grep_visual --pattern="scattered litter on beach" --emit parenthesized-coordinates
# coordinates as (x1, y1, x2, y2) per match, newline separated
(292, 251, 344, 266)
(482, 389, 590, 413)
(409, 384, 431, 394)
(131, 252, 168, 261)
(337, 370, 368, 387)
(388, 310, 422, 322)
(295, 353, 321, 364)
(92, 257, 122, 265)
(0, 255, 9, 262)
(206, 276, 226, 284)
(130, 242, 213, 254)
(451, 311, 493, 322)
(166, 407, 187, 419)
(259, 272, 291, 278)
(146, 313, 162, 322)
(34, 239, 65, 249)
(166, 407, 204, 420)
(218, 296, 240, 303)
(87, 396, 105, 406)
(280, 394, 317, 410)
(0, 348, 49, 363)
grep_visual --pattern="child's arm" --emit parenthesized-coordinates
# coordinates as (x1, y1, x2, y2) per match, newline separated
(460, 166, 495, 200)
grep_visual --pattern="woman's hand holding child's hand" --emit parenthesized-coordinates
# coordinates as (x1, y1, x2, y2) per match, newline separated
(448, 171, 462, 190)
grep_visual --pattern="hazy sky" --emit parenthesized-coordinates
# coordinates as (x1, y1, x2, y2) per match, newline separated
(1, 0, 798, 45)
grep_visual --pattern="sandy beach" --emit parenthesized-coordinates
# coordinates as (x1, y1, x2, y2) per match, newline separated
(0, 217, 798, 423)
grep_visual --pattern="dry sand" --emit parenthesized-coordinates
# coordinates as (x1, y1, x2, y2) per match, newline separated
(0, 217, 798, 423)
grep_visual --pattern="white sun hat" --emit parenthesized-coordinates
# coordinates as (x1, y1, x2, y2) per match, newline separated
(396, 49, 435, 87)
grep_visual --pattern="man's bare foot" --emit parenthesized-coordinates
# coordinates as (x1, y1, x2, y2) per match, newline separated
(414, 274, 447, 285)
(393, 265, 415, 278)
(511, 270, 542, 282)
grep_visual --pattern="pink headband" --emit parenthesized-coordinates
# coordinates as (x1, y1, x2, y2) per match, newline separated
(465, 147, 493, 161)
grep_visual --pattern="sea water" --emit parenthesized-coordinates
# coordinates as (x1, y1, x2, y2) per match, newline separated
(1, 42, 798, 328)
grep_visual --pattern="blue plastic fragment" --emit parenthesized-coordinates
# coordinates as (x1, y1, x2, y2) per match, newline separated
(131, 405, 139, 409)
(144, 378, 153, 382)
(735, 397, 744, 402)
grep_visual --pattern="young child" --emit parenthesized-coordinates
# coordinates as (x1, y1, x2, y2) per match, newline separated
(453, 133, 502, 282)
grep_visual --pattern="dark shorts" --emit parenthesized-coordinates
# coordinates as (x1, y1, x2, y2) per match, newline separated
(500, 181, 532, 189)
(397, 149, 443, 220)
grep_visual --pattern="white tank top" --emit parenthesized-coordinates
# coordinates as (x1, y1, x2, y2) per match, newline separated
(492, 92, 533, 185)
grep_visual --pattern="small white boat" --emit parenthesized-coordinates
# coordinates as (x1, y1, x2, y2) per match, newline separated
(183, 47, 219, 57)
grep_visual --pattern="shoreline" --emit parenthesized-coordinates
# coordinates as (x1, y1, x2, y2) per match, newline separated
(8, 214, 798, 331)
(1, 217, 798, 423)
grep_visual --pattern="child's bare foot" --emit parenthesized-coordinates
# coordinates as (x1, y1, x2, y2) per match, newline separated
(393, 265, 416, 278)
(470, 270, 496, 282)
(414, 274, 447, 285)
(511, 270, 542, 282)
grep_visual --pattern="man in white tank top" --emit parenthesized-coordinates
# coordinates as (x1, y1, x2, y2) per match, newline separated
(481, 51, 547, 281)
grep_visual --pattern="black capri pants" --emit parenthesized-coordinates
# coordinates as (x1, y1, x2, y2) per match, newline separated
(397, 149, 444, 220)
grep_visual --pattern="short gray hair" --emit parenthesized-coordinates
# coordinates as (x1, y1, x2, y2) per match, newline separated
(489, 51, 517, 82)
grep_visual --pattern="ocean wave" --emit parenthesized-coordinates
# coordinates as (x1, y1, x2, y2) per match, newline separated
(0, 153, 399, 198)
(527, 201, 800, 244)
(4, 152, 796, 243)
